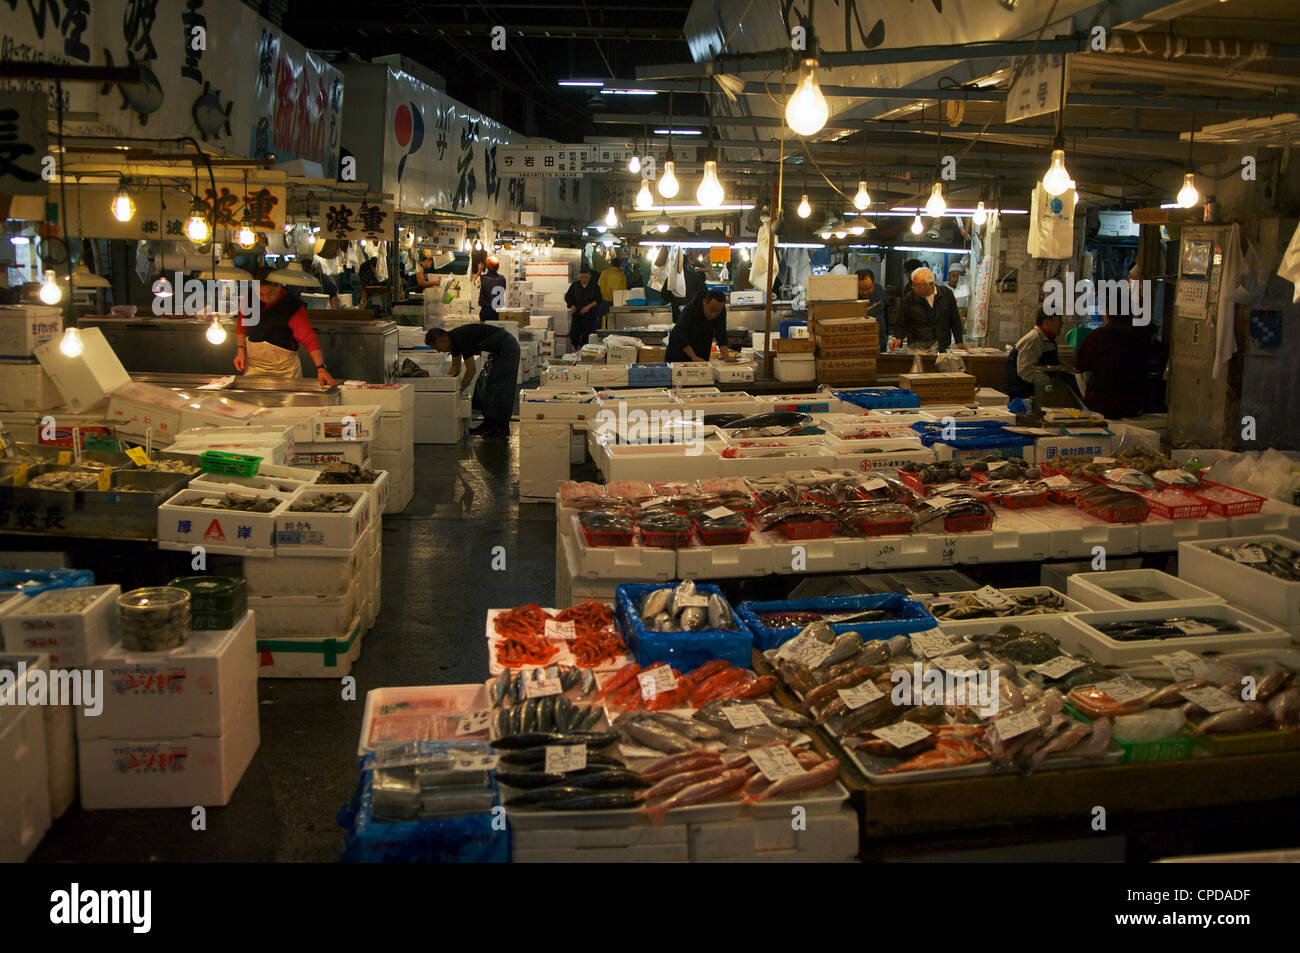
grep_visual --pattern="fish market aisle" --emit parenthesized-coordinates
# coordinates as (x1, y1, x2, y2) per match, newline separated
(32, 440, 556, 863)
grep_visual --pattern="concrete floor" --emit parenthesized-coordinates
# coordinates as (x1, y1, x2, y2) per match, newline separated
(33, 438, 549, 863)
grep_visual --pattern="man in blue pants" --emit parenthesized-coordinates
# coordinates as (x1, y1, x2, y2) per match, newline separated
(425, 324, 520, 438)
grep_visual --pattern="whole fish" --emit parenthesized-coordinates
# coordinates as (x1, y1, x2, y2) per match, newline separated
(1189, 701, 1272, 736)
(638, 749, 724, 782)
(512, 669, 525, 704)
(1069, 716, 1114, 758)
(559, 666, 580, 692)
(852, 733, 935, 759)
(618, 715, 697, 753)
(679, 606, 708, 631)
(741, 752, 826, 796)
(732, 674, 778, 700)
(636, 765, 727, 801)
(778, 659, 817, 696)
(553, 696, 573, 732)
(653, 612, 673, 631)
(1026, 721, 1092, 769)
(887, 635, 911, 658)
(642, 769, 751, 824)
(690, 659, 734, 681)
(492, 708, 511, 738)
(802, 665, 878, 713)
(522, 698, 539, 733)
(744, 759, 840, 803)
(749, 701, 811, 730)
(542, 791, 642, 811)
(884, 738, 988, 774)
(1255, 664, 1293, 702)
(509, 703, 525, 735)
(596, 662, 641, 700)
(645, 711, 724, 741)
(641, 588, 672, 618)
(803, 621, 836, 645)
(580, 668, 597, 697)
(497, 767, 646, 791)
(842, 696, 897, 734)
(856, 640, 892, 666)
(491, 675, 508, 706)
(730, 724, 799, 748)
(707, 593, 734, 630)
(1147, 678, 1212, 706)
(491, 731, 618, 750)
(823, 631, 863, 668)
(539, 696, 556, 732)
(1267, 685, 1300, 726)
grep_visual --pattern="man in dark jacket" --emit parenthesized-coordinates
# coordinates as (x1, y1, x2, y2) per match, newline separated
(666, 289, 735, 363)
(478, 255, 507, 322)
(671, 259, 709, 323)
(564, 262, 604, 349)
(857, 268, 890, 350)
(1075, 312, 1153, 418)
(891, 266, 965, 351)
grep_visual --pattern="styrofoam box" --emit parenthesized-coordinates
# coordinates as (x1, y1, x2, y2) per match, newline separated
(671, 363, 715, 387)
(178, 392, 262, 432)
(939, 613, 1106, 661)
(1026, 506, 1141, 558)
(712, 361, 756, 383)
(348, 468, 390, 518)
(806, 273, 858, 302)
(77, 611, 257, 741)
(598, 442, 724, 484)
(953, 509, 1052, 564)
(520, 422, 571, 499)
(158, 489, 287, 556)
(0, 774, 51, 862)
(172, 435, 291, 466)
(311, 404, 383, 443)
(865, 532, 961, 570)
(831, 442, 937, 473)
(256, 613, 363, 678)
(0, 585, 119, 668)
(190, 473, 313, 496)
(44, 699, 76, 820)
(33, 326, 130, 413)
(688, 805, 859, 862)
(1069, 603, 1290, 663)
(277, 485, 371, 556)
(339, 381, 414, 415)
(1068, 568, 1226, 613)
(249, 572, 362, 637)
(767, 531, 854, 576)
(1137, 513, 1231, 553)
(373, 411, 414, 454)
(243, 535, 367, 596)
(712, 447, 838, 480)
(929, 585, 1088, 614)
(105, 381, 189, 443)
(250, 406, 325, 442)
(1179, 535, 1300, 629)
(0, 306, 61, 359)
(291, 441, 369, 466)
(77, 691, 259, 809)
(676, 537, 775, 580)
(520, 390, 599, 423)
(774, 356, 816, 382)
(386, 468, 414, 514)
(0, 360, 61, 412)
(568, 514, 676, 581)
(415, 411, 463, 444)
(0, 652, 51, 814)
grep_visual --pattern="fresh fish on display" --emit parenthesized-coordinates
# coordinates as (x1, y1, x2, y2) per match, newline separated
(707, 593, 734, 629)
(884, 738, 989, 774)
(724, 411, 813, 438)
(1107, 586, 1179, 603)
(729, 723, 801, 749)
(526, 791, 643, 811)
(1074, 483, 1150, 520)
(636, 765, 728, 801)
(1025, 721, 1094, 769)
(497, 767, 646, 792)
(579, 509, 635, 534)
(638, 749, 724, 782)
(911, 497, 994, 532)
(1095, 617, 1246, 642)
(743, 758, 840, 804)
(641, 769, 751, 824)
(754, 502, 839, 531)
(824, 631, 863, 667)
(835, 501, 916, 532)
(615, 714, 698, 754)
(1267, 686, 1300, 726)
(992, 632, 1063, 665)
(927, 589, 1067, 621)
(1188, 701, 1272, 736)
(1146, 679, 1213, 707)
(643, 711, 725, 741)
(497, 747, 626, 768)
(679, 606, 707, 631)
(638, 511, 693, 535)
(490, 730, 617, 750)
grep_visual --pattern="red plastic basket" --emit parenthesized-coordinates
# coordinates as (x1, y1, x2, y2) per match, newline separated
(1080, 501, 1150, 523)
(896, 471, 930, 497)
(775, 520, 839, 540)
(999, 490, 1049, 509)
(581, 527, 635, 548)
(693, 518, 753, 546)
(640, 528, 695, 549)
(943, 514, 994, 533)
(850, 517, 915, 537)
(1137, 488, 1210, 520)
(1186, 480, 1266, 517)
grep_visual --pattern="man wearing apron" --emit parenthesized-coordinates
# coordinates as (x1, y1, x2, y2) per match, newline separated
(235, 267, 337, 387)
(425, 324, 520, 438)
(1004, 309, 1063, 411)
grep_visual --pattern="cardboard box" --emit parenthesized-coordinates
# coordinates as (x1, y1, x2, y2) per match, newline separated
(543, 364, 590, 387)
(774, 338, 815, 354)
(519, 422, 570, 499)
(605, 343, 639, 364)
(637, 346, 667, 363)
(816, 333, 878, 351)
(0, 360, 61, 412)
(586, 364, 629, 387)
(812, 316, 873, 336)
(670, 363, 714, 386)
(33, 327, 130, 413)
(815, 346, 878, 361)
(806, 275, 858, 302)
(809, 300, 869, 321)
(0, 306, 62, 360)
(77, 612, 257, 741)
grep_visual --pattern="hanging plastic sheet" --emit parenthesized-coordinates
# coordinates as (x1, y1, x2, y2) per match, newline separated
(1277, 220, 1300, 303)
(749, 216, 775, 294)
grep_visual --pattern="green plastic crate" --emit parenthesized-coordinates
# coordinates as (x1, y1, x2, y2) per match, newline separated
(1064, 702, 1199, 764)
(199, 451, 262, 477)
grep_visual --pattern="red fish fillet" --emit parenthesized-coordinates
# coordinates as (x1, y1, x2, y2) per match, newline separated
(638, 749, 723, 781)
(642, 769, 750, 824)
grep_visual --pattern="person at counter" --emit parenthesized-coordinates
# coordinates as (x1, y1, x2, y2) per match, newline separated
(1004, 308, 1064, 404)
(424, 324, 520, 439)
(478, 255, 507, 322)
(565, 262, 604, 349)
(598, 256, 627, 301)
(892, 267, 965, 352)
(310, 257, 341, 310)
(1075, 311, 1153, 418)
(235, 267, 337, 387)
(414, 249, 440, 289)
(666, 289, 736, 363)
(856, 268, 889, 350)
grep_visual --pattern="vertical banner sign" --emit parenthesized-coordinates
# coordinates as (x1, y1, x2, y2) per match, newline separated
(971, 222, 998, 340)
(1006, 53, 1070, 124)
(0, 93, 48, 195)
(252, 28, 344, 178)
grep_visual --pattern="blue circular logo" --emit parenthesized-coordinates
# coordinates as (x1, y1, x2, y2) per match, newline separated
(1049, 197, 1064, 214)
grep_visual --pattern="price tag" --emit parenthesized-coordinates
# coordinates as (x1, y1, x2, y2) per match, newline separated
(455, 710, 492, 736)
(930, 654, 976, 673)
(96, 468, 112, 491)
(986, 460, 1012, 473)
(1229, 546, 1268, 565)
(1033, 655, 1087, 679)
(722, 704, 772, 730)
(1091, 457, 1116, 465)
(1043, 474, 1072, 488)
(922, 497, 949, 509)
(1154, 469, 1195, 485)
(859, 477, 887, 491)
(640, 497, 670, 510)
(972, 586, 1016, 612)
(1173, 620, 1219, 636)
(702, 506, 735, 520)
(910, 629, 959, 658)
(1180, 686, 1244, 714)
(544, 619, 577, 640)
(1154, 650, 1213, 681)
(775, 632, 835, 668)
(1094, 675, 1153, 705)
(748, 744, 805, 782)
(57, 451, 72, 465)
(125, 446, 151, 467)
(993, 709, 1040, 741)
(12, 462, 28, 487)
(871, 721, 933, 748)
(452, 753, 500, 772)
(675, 592, 710, 609)
(638, 665, 678, 699)
(524, 674, 563, 699)
(926, 596, 956, 610)
(544, 744, 587, 774)
(838, 681, 885, 709)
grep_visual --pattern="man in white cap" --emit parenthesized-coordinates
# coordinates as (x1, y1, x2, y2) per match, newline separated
(891, 266, 966, 352)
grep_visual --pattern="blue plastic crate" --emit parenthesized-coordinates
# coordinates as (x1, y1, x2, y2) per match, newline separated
(735, 593, 938, 652)
(834, 388, 921, 410)
(615, 583, 752, 670)
(779, 319, 808, 338)
(910, 421, 1036, 452)
(627, 363, 672, 387)
(0, 569, 95, 596)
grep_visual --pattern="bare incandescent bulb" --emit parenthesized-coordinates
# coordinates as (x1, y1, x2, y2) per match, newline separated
(1042, 148, 1072, 196)
(785, 58, 828, 137)
(604, 205, 619, 228)
(797, 194, 812, 219)
(205, 316, 227, 345)
(627, 153, 641, 174)
(1177, 172, 1200, 209)
(58, 326, 83, 357)
(973, 201, 988, 226)
(925, 182, 947, 218)
(111, 186, 135, 223)
(635, 179, 653, 210)
(853, 180, 870, 211)
(39, 269, 62, 304)
(696, 160, 724, 209)
(657, 160, 679, 199)
(910, 213, 925, 235)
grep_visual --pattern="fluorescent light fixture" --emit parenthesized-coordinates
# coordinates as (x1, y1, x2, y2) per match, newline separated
(887, 207, 1028, 215)
(9, 235, 29, 245)
(601, 89, 657, 96)
(653, 129, 702, 136)
(638, 241, 734, 249)
(559, 80, 604, 87)
(647, 203, 754, 212)
(733, 241, 826, 250)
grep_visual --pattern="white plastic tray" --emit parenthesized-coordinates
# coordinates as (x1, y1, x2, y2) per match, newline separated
(1069, 603, 1290, 664)
(1178, 534, 1300, 629)
(1067, 568, 1227, 613)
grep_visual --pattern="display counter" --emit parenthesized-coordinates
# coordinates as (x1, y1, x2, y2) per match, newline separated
(607, 303, 799, 334)
(878, 347, 1075, 390)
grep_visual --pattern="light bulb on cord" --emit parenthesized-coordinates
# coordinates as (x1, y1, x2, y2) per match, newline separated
(973, 201, 988, 227)
(849, 225, 865, 236)
(834, 229, 847, 240)
(111, 185, 135, 223)
(234, 224, 257, 249)
(635, 179, 653, 210)
(627, 153, 641, 174)
(1042, 148, 1072, 196)
(740, 247, 750, 262)
(925, 182, 947, 218)
(696, 160, 724, 208)
(657, 160, 679, 199)
(185, 201, 210, 244)
(205, 316, 227, 345)
(474, 239, 483, 250)
(797, 194, 811, 219)
(604, 205, 619, 228)
(656, 220, 670, 234)
(853, 181, 870, 210)
(58, 326, 83, 357)
(1176, 172, 1200, 209)
(819, 230, 832, 240)
(39, 270, 62, 304)
(910, 213, 924, 235)
(785, 58, 829, 137)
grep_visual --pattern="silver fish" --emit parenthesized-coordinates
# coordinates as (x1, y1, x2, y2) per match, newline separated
(1255, 664, 1293, 701)
(680, 606, 708, 631)
(887, 635, 911, 658)
(646, 712, 724, 741)
(800, 621, 836, 645)
(1189, 701, 1271, 736)
(856, 640, 891, 667)
(1267, 685, 1300, 726)
(823, 632, 862, 668)
(641, 588, 672, 618)
(580, 668, 597, 697)
(492, 675, 508, 706)
(653, 612, 672, 631)
(618, 715, 696, 754)
(707, 593, 734, 630)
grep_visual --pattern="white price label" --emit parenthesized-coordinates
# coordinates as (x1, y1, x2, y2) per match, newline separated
(993, 709, 1040, 741)
(922, 497, 949, 509)
(1033, 655, 1087, 679)
(1091, 457, 1116, 465)
(1180, 686, 1244, 714)
(1154, 469, 1196, 485)
(524, 674, 564, 699)
(1230, 546, 1268, 564)
(1094, 676, 1153, 705)
(1043, 474, 1073, 488)
(723, 704, 772, 730)
(455, 710, 493, 736)
(749, 744, 806, 782)
(972, 586, 1016, 612)
(638, 665, 678, 699)
(544, 619, 577, 640)
(544, 744, 588, 774)
(911, 629, 959, 658)
(1154, 651, 1213, 682)
(640, 497, 670, 510)
(871, 721, 933, 749)
(1173, 620, 1219, 636)
(702, 506, 735, 520)
(838, 682, 885, 710)
(930, 654, 977, 673)
(675, 592, 711, 608)
(776, 632, 835, 668)
(452, 753, 500, 772)
(859, 477, 887, 491)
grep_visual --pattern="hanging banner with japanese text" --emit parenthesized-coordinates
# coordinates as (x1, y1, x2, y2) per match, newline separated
(0, 92, 48, 196)
(499, 145, 590, 178)
(76, 183, 287, 241)
(251, 28, 345, 178)
(320, 201, 395, 241)
(1006, 53, 1071, 124)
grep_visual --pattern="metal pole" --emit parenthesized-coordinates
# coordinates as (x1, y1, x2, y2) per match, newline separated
(762, 179, 777, 382)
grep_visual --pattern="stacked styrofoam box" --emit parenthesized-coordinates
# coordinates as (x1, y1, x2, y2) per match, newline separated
(170, 426, 294, 466)
(688, 805, 859, 862)
(511, 823, 689, 863)
(106, 381, 190, 446)
(76, 612, 259, 809)
(342, 385, 415, 490)
(1179, 535, 1300, 635)
(157, 488, 287, 557)
(0, 305, 62, 360)
(520, 422, 571, 501)
(0, 585, 120, 668)
(33, 326, 131, 414)
(0, 361, 61, 413)
(0, 652, 52, 861)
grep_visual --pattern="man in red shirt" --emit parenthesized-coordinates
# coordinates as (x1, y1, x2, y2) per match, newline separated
(236, 266, 337, 388)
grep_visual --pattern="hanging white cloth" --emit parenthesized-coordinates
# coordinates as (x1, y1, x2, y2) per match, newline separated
(1277, 219, 1300, 303)
(749, 216, 774, 294)
(788, 248, 811, 291)
(668, 246, 686, 298)
(1213, 223, 1247, 379)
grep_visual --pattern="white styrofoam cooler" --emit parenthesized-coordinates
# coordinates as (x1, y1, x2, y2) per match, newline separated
(275, 485, 371, 557)
(0, 305, 61, 360)
(1178, 535, 1300, 629)
(242, 535, 367, 596)
(1069, 603, 1290, 664)
(248, 574, 363, 638)
(158, 489, 288, 556)
(33, 326, 130, 413)
(0, 360, 61, 412)
(1068, 569, 1227, 613)
(256, 614, 364, 678)
(0, 585, 119, 668)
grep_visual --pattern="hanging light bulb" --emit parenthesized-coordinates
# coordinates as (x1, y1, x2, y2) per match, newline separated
(849, 225, 865, 236)
(58, 326, 83, 358)
(910, 213, 925, 235)
(853, 180, 871, 211)
(925, 182, 947, 218)
(740, 247, 750, 262)
(818, 229, 832, 240)
(785, 58, 829, 137)
(604, 205, 619, 228)
(1176, 172, 1200, 209)
(657, 160, 679, 199)
(111, 184, 135, 223)
(696, 160, 724, 208)
(185, 199, 210, 244)
(797, 194, 812, 219)
(834, 229, 847, 240)
(39, 269, 62, 304)
(205, 316, 227, 345)
(234, 222, 257, 249)
(1042, 148, 1072, 196)
(973, 200, 988, 227)
(635, 178, 653, 210)
(474, 239, 483, 250)
(656, 219, 670, 234)
(627, 153, 641, 174)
